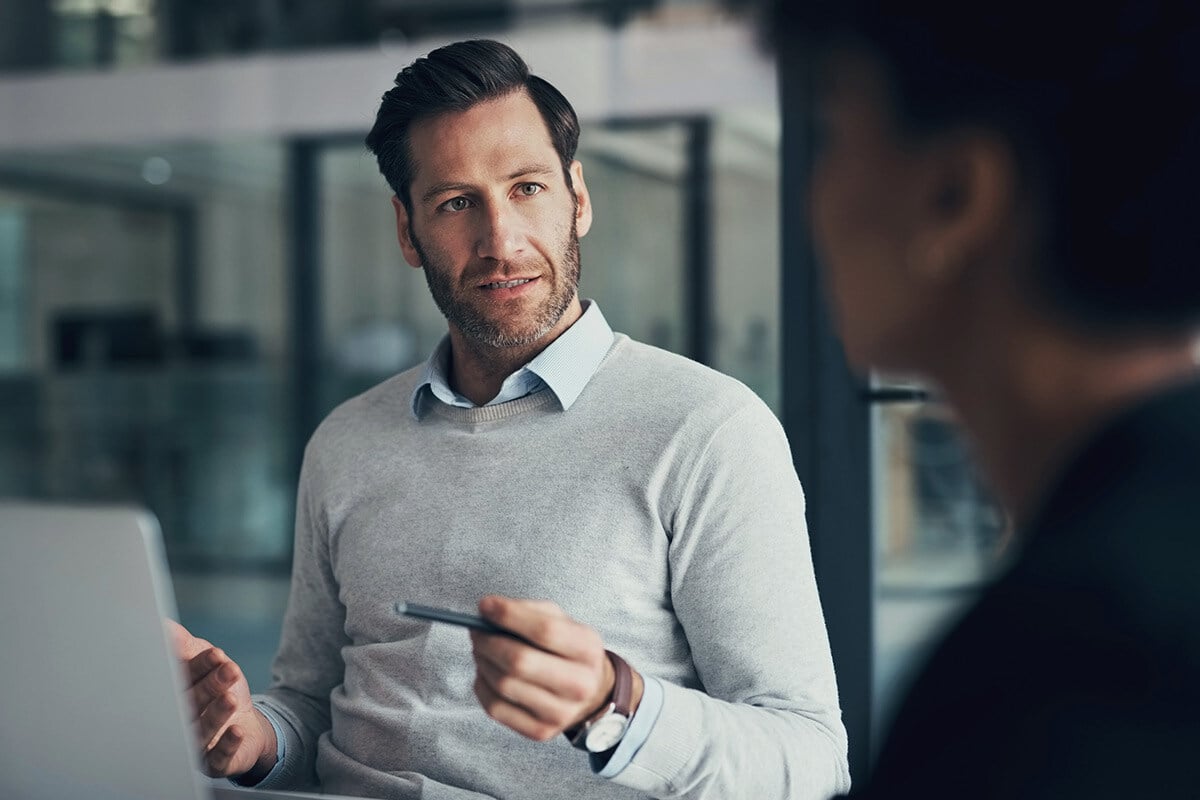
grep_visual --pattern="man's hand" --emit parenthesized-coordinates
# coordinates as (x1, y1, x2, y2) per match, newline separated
(469, 596, 643, 742)
(166, 620, 278, 781)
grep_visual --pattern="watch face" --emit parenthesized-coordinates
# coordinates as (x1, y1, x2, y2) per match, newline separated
(585, 714, 629, 752)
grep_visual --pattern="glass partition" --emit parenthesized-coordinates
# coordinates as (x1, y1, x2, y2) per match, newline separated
(711, 110, 780, 410)
(2, 1, 744, 76)
(0, 141, 294, 568)
(871, 387, 1011, 748)
(318, 143, 436, 414)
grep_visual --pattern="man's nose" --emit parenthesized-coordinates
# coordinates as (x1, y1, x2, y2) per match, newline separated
(476, 203, 522, 261)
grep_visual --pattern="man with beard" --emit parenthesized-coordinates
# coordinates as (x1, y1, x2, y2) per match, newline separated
(168, 40, 849, 800)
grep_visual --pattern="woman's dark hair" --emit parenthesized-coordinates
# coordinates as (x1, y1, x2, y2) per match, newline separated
(773, 0, 1200, 332)
(365, 39, 580, 213)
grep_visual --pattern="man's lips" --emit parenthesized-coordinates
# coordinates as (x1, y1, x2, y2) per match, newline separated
(479, 277, 538, 290)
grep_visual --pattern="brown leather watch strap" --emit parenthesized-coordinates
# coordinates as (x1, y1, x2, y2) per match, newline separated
(606, 650, 632, 716)
(565, 650, 633, 748)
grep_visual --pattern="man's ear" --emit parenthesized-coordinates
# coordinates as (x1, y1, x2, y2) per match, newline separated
(569, 161, 593, 238)
(908, 132, 1017, 285)
(391, 195, 423, 268)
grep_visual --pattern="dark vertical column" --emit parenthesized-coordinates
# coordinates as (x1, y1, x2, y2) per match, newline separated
(174, 207, 199, 334)
(778, 54, 875, 786)
(95, 10, 117, 67)
(287, 139, 322, 493)
(684, 117, 714, 366)
(159, 0, 196, 59)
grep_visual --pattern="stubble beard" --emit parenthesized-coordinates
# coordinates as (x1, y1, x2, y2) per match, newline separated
(412, 222, 582, 350)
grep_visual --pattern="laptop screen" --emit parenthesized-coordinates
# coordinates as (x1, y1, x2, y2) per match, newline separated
(0, 502, 208, 800)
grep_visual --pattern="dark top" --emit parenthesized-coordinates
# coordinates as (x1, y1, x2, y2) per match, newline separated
(853, 378, 1200, 798)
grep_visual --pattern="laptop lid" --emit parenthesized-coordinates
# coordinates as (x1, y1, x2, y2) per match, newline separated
(0, 502, 208, 800)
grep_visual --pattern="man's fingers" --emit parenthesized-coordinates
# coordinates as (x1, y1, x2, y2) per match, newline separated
(197, 688, 239, 746)
(165, 619, 190, 652)
(474, 657, 577, 728)
(477, 596, 599, 660)
(471, 596, 614, 733)
(166, 618, 213, 661)
(168, 622, 259, 779)
(183, 649, 227, 719)
(184, 647, 229, 688)
(189, 659, 242, 717)
(472, 633, 597, 703)
(202, 724, 245, 777)
(473, 673, 562, 742)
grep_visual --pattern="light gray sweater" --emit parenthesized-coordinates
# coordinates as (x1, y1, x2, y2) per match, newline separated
(254, 334, 850, 799)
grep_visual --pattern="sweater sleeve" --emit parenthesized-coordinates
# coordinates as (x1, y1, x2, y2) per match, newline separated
(250, 449, 351, 791)
(608, 401, 851, 800)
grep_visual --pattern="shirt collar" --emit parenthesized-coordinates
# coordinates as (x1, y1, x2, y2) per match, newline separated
(410, 300, 615, 417)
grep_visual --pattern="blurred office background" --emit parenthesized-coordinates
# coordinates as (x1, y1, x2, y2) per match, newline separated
(0, 0, 1007, 782)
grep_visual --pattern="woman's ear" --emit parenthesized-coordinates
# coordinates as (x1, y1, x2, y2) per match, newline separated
(392, 195, 423, 269)
(908, 131, 1018, 284)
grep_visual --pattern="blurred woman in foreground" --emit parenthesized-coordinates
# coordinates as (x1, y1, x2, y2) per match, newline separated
(771, 1, 1200, 796)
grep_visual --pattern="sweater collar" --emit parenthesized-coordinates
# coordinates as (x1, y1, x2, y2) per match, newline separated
(411, 299, 616, 418)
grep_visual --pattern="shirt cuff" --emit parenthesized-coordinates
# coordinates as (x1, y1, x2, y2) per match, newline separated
(593, 674, 665, 778)
(228, 702, 287, 787)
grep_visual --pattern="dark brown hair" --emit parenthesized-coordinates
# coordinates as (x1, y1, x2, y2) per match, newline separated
(771, 0, 1200, 332)
(365, 39, 580, 213)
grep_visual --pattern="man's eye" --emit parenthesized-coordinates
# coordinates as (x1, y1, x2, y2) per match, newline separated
(517, 183, 542, 197)
(441, 197, 472, 212)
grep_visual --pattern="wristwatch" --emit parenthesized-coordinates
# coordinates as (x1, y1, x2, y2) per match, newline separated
(567, 650, 633, 753)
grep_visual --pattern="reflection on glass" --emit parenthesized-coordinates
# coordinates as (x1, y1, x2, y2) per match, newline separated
(712, 110, 780, 411)
(53, 0, 159, 69)
(872, 393, 1011, 749)
(0, 207, 27, 371)
(319, 144, 446, 415)
(578, 123, 686, 355)
(0, 141, 293, 566)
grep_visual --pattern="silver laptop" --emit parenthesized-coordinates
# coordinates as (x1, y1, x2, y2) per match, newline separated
(0, 502, 361, 800)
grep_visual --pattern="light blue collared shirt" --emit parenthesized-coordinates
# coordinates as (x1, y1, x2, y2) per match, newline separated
(252, 300, 663, 785)
(595, 672, 664, 777)
(411, 299, 615, 415)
